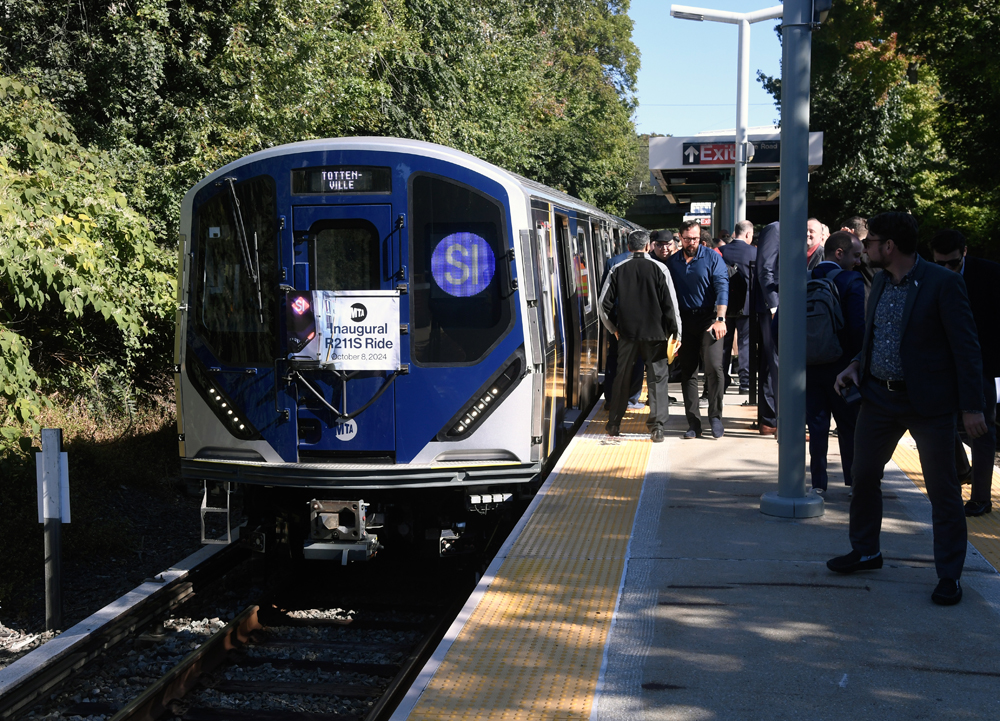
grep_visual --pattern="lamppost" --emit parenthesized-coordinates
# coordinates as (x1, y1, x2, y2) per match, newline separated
(669, 3, 783, 224)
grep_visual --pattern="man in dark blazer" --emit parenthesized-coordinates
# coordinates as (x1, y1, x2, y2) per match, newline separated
(828, 212, 987, 607)
(754, 221, 780, 433)
(720, 220, 756, 393)
(930, 229, 1000, 517)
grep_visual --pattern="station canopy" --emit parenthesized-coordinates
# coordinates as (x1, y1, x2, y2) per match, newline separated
(649, 127, 824, 207)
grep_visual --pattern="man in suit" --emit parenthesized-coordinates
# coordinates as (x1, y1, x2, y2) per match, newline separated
(828, 212, 987, 607)
(930, 229, 1000, 517)
(601, 237, 647, 411)
(720, 220, 756, 393)
(806, 231, 865, 492)
(754, 221, 780, 434)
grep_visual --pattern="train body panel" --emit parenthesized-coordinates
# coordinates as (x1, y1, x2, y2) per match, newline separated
(174, 137, 639, 559)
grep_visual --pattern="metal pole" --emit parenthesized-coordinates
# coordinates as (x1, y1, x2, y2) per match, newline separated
(760, 0, 823, 518)
(42, 428, 63, 631)
(734, 18, 750, 222)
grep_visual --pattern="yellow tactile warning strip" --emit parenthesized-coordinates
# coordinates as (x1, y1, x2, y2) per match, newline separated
(892, 435, 1000, 568)
(405, 403, 651, 720)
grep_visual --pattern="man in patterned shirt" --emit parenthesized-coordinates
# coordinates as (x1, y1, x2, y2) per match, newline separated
(826, 212, 987, 606)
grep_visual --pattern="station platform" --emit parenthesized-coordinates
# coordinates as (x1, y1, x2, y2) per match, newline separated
(391, 391, 1000, 720)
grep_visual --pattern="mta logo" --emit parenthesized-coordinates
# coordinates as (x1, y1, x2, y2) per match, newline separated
(350, 303, 367, 322)
(334, 419, 358, 441)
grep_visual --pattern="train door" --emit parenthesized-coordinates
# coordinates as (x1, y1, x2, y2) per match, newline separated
(290, 205, 397, 458)
(555, 214, 582, 410)
(577, 221, 598, 409)
(530, 211, 559, 460)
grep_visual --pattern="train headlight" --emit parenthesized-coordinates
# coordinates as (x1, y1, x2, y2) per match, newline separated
(184, 347, 262, 441)
(438, 348, 525, 441)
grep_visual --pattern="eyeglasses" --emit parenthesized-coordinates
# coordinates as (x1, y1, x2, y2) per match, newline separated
(861, 237, 886, 249)
(680, 235, 701, 242)
(934, 257, 963, 269)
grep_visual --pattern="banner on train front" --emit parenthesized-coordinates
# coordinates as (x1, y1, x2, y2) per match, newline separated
(319, 291, 400, 371)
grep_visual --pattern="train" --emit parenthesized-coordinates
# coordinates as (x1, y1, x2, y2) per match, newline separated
(174, 137, 640, 562)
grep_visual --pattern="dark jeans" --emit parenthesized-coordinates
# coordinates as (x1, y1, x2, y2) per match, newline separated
(757, 310, 777, 426)
(850, 380, 966, 580)
(806, 363, 859, 490)
(604, 334, 644, 405)
(722, 316, 750, 388)
(954, 372, 997, 503)
(608, 338, 671, 430)
(679, 310, 725, 433)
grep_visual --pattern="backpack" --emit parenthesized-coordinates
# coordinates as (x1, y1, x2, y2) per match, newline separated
(805, 268, 844, 365)
(726, 261, 749, 317)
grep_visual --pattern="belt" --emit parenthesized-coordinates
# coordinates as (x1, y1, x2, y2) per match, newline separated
(871, 376, 906, 392)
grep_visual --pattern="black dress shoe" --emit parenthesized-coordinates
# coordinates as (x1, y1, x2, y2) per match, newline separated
(606, 424, 620, 437)
(931, 578, 962, 606)
(651, 428, 665, 443)
(965, 500, 992, 517)
(827, 550, 883, 574)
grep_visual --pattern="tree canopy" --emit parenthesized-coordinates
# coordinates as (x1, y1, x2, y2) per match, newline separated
(0, 0, 640, 437)
(760, 0, 1000, 249)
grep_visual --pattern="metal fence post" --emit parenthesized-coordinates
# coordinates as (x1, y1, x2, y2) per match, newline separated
(38, 428, 69, 631)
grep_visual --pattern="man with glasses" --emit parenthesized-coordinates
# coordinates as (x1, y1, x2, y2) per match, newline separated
(666, 220, 730, 438)
(930, 229, 1000, 517)
(828, 212, 986, 607)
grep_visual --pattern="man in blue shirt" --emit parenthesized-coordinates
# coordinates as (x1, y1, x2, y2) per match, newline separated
(806, 231, 865, 493)
(667, 220, 730, 438)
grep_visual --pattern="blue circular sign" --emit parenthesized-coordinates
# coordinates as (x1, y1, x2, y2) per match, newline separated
(431, 233, 496, 298)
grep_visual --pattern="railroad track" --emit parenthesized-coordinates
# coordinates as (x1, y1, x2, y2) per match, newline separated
(24, 555, 471, 721)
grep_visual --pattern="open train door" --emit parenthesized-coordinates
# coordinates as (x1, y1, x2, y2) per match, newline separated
(287, 204, 401, 460)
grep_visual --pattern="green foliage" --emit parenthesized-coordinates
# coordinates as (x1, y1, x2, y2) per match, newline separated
(0, 77, 175, 439)
(760, 0, 1000, 251)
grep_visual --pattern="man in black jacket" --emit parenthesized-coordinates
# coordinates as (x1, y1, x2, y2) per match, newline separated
(599, 230, 682, 442)
(720, 220, 755, 393)
(930, 229, 1000, 517)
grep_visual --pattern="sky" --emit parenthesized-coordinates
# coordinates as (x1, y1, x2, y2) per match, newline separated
(628, 0, 785, 137)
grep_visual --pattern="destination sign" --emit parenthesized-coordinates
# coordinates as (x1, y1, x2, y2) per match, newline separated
(291, 166, 391, 194)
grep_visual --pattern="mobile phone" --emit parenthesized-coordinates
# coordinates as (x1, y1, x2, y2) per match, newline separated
(840, 382, 862, 405)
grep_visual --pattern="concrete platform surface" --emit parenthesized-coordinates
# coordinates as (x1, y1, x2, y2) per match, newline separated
(593, 394, 1000, 721)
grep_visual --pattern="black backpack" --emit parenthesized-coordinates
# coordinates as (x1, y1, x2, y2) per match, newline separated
(805, 268, 845, 365)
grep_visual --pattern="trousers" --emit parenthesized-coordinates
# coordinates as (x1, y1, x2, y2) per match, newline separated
(722, 316, 750, 388)
(850, 380, 967, 580)
(678, 310, 725, 433)
(608, 337, 671, 430)
(806, 363, 859, 490)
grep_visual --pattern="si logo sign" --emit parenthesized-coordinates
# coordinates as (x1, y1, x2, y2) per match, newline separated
(334, 419, 358, 441)
(431, 233, 496, 297)
(350, 303, 367, 322)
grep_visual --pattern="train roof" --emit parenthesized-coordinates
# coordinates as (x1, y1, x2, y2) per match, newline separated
(193, 137, 632, 226)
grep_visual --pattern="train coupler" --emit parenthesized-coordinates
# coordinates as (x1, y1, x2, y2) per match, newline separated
(303, 499, 381, 563)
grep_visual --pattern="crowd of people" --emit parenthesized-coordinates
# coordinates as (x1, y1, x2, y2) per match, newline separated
(597, 212, 998, 607)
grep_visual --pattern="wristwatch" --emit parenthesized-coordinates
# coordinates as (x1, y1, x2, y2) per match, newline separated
(715, 316, 726, 323)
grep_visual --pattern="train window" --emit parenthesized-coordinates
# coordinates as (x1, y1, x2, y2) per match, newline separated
(311, 220, 380, 290)
(578, 230, 593, 314)
(409, 174, 513, 365)
(194, 175, 278, 364)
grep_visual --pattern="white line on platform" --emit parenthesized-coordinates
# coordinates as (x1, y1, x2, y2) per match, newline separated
(389, 405, 603, 721)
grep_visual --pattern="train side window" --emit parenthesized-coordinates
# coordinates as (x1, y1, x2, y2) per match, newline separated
(311, 221, 380, 290)
(578, 230, 593, 314)
(409, 174, 513, 365)
(536, 224, 556, 345)
(194, 175, 278, 364)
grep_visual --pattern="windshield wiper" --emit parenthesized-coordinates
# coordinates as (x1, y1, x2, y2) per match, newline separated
(225, 177, 264, 325)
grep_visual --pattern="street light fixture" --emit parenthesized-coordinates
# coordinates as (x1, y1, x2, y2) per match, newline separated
(669, 4, 784, 224)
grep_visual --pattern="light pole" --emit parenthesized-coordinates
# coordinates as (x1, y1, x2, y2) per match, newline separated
(669, 4, 784, 225)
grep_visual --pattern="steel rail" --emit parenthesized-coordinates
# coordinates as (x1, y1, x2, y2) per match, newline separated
(0, 543, 248, 720)
(109, 605, 263, 721)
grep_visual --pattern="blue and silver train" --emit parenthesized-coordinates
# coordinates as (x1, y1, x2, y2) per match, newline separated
(175, 137, 638, 561)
